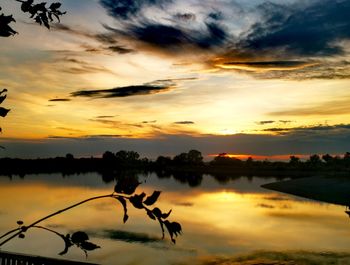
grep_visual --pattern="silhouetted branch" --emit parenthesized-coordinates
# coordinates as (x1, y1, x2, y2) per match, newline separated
(0, 0, 65, 37)
(0, 179, 182, 256)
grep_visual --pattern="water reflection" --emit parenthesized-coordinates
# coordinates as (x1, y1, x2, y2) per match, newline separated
(1, 173, 350, 265)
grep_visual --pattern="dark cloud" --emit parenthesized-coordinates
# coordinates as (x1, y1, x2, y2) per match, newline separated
(256, 120, 292, 126)
(241, 0, 350, 56)
(52, 24, 134, 55)
(55, 127, 83, 133)
(173, 121, 195, 125)
(219, 61, 313, 70)
(142, 120, 157, 124)
(256, 120, 275, 125)
(95, 115, 116, 119)
(102, 229, 161, 244)
(104, 21, 228, 51)
(279, 120, 292, 124)
(99, 0, 171, 20)
(174, 13, 196, 21)
(72, 84, 173, 99)
(58, 58, 116, 75)
(90, 119, 144, 129)
(262, 124, 350, 136)
(107, 45, 134, 54)
(71, 78, 196, 99)
(256, 203, 275, 209)
(49, 98, 71, 102)
(208, 12, 223, 21)
(47, 134, 127, 140)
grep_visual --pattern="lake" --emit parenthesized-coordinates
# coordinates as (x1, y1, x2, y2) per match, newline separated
(1, 172, 350, 264)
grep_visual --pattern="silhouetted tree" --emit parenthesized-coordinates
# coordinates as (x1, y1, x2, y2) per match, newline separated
(65, 153, 74, 160)
(210, 153, 242, 166)
(289, 155, 300, 167)
(102, 151, 115, 161)
(187, 149, 203, 165)
(155, 156, 172, 167)
(307, 154, 323, 168)
(173, 152, 189, 165)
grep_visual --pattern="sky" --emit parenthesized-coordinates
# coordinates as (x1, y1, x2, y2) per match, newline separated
(1, 0, 350, 159)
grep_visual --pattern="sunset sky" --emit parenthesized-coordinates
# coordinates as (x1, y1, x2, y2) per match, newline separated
(1, 0, 350, 159)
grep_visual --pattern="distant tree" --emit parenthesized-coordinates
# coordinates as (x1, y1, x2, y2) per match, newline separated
(173, 152, 189, 165)
(289, 155, 300, 166)
(187, 150, 203, 165)
(156, 156, 172, 166)
(210, 153, 242, 166)
(102, 151, 115, 162)
(65, 153, 74, 160)
(307, 154, 322, 168)
(322, 154, 333, 164)
(343, 152, 350, 165)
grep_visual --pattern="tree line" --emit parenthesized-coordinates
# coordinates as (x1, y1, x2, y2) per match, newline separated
(1, 150, 350, 177)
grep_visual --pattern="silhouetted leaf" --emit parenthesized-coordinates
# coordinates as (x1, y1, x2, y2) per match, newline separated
(161, 209, 172, 219)
(152, 207, 162, 218)
(146, 209, 156, 220)
(21, 0, 34, 13)
(0, 89, 7, 96)
(0, 107, 10, 117)
(144, 191, 161, 206)
(0, 95, 6, 104)
(80, 241, 100, 251)
(129, 193, 146, 209)
(164, 221, 182, 244)
(18, 233, 25, 239)
(116, 197, 128, 223)
(114, 176, 140, 195)
(71, 231, 89, 244)
(17, 220, 23, 225)
(59, 234, 73, 256)
(34, 15, 42, 25)
(49, 2, 62, 10)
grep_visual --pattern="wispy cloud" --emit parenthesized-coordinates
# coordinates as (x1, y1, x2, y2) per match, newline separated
(173, 121, 195, 125)
(256, 120, 275, 125)
(262, 124, 350, 136)
(270, 97, 350, 116)
(49, 98, 71, 102)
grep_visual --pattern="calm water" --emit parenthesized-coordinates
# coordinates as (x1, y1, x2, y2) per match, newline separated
(1, 173, 350, 264)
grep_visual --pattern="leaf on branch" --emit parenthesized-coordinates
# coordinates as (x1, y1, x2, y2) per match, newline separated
(17, 220, 24, 226)
(164, 221, 182, 244)
(144, 191, 161, 206)
(146, 209, 156, 220)
(116, 197, 129, 223)
(21, 0, 34, 13)
(161, 209, 172, 219)
(129, 192, 146, 209)
(18, 233, 25, 239)
(0, 95, 7, 104)
(0, 107, 10, 117)
(71, 231, 89, 244)
(80, 241, 100, 251)
(0, 89, 7, 96)
(152, 207, 162, 219)
(114, 176, 140, 195)
(59, 234, 73, 256)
